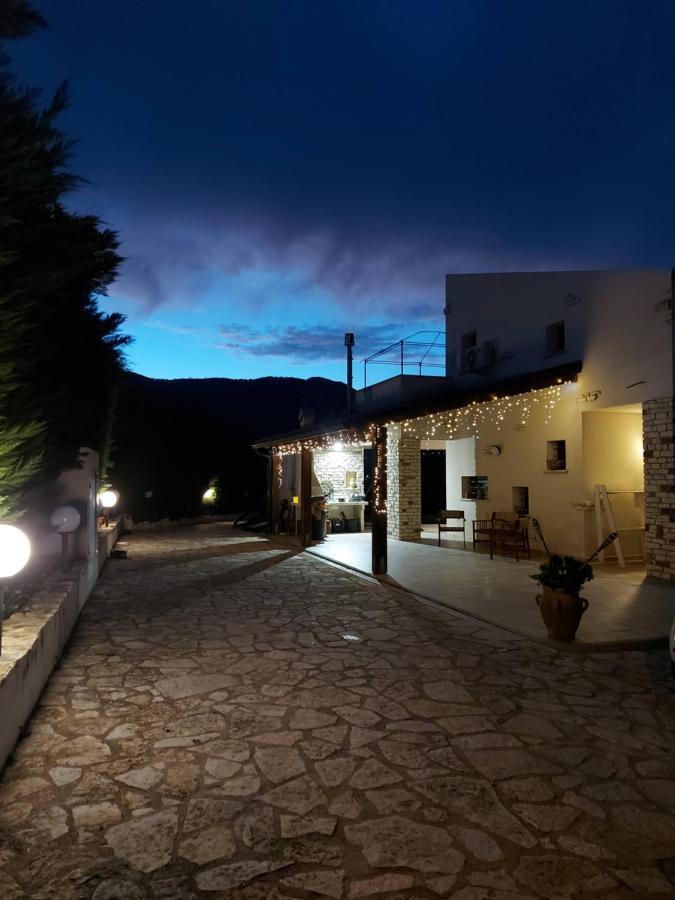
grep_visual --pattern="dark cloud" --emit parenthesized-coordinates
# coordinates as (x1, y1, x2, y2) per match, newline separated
(216, 322, 435, 365)
(10, 0, 675, 328)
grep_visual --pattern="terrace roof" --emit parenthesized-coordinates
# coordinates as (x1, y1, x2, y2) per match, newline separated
(252, 359, 582, 449)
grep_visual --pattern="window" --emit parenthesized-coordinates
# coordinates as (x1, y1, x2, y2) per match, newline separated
(546, 440, 566, 471)
(545, 321, 565, 355)
(462, 475, 488, 500)
(512, 486, 529, 515)
(460, 331, 477, 371)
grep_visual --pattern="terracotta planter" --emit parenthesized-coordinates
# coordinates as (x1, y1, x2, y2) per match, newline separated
(535, 586, 588, 641)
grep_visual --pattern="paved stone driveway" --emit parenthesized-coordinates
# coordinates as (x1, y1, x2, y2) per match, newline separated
(1, 523, 674, 899)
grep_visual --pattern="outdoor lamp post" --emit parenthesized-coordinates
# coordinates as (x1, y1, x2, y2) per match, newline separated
(0, 524, 31, 656)
(98, 489, 119, 527)
(50, 505, 81, 574)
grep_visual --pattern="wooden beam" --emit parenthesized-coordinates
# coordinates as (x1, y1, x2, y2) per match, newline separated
(371, 425, 388, 574)
(269, 453, 281, 535)
(300, 447, 313, 547)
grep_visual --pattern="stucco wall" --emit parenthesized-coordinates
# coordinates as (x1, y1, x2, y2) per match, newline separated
(446, 384, 585, 557)
(581, 410, 644, 559)
(445, 269, 672, 411)
(444, 436, 477, 531)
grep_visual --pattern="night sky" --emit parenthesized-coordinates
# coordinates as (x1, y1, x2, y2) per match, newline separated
(10, 1, 675, 383)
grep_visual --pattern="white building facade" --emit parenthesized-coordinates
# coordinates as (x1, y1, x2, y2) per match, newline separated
(436, 269, 673, 573)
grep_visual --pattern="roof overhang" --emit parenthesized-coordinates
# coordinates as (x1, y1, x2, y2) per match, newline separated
(252, 360, 582, 449)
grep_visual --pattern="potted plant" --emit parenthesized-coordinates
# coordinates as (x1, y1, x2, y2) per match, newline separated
(531, 555, 593, 641)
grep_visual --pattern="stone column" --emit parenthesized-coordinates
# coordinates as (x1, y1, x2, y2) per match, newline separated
(371, 425, 387, 574)
(386, 424, 421, 541)
(643, 397, 675, 580)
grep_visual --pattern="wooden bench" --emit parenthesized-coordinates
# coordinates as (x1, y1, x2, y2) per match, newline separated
(473, 512, 531, 561)
(437, 510, 466, 548)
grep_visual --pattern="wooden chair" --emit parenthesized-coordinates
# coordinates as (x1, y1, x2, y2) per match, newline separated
(489, 512, 531, 561)
(437, 510, 466, 548)
(472, 512, 531, 560)
(472, 516, 494, 550)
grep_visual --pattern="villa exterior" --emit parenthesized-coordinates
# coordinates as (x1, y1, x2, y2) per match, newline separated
(254, 269, 675, 580)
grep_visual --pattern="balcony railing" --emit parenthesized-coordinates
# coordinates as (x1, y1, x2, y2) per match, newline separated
(362, 331, 445, 387)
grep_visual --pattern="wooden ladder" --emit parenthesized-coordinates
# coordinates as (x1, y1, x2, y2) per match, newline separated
(594, 484, 625, 567)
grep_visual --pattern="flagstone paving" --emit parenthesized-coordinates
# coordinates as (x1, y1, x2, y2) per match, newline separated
(0, 523, 674, 899)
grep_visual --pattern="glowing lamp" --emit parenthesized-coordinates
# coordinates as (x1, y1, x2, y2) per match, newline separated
(50, 505, 81, 534)
(99, 490, 119, 509)
(0, 524, 31, 578)
(292, 496, 299, 505)
(202, 487, 216, 502)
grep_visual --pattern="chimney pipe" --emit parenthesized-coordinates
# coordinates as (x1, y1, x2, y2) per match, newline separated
(344, 332, 355, 415)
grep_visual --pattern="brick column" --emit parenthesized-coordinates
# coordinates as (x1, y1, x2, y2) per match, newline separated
(643, 397, 675, 580)
(386, 424, 421, 541)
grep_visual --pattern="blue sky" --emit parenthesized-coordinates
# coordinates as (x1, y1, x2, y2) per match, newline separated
(8, 1, 675, 383)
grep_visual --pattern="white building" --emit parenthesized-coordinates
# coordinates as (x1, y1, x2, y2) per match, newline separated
(256, 269, 675, 580)
(440, 270, 672, 568)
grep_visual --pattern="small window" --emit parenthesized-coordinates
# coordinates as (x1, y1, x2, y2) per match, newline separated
(545, 321, 565, 355)
(462, 475, 488, 500)
(546, 440, 566, 471)
(512, 486, 529, 515)
(460, 331, 477, 371)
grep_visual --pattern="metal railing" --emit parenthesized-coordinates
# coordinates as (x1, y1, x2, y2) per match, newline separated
(362, 331, 446, 387)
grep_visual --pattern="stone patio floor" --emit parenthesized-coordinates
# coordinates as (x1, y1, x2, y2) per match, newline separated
(309, 532, 675, 648)
(0, 522, 674, 899)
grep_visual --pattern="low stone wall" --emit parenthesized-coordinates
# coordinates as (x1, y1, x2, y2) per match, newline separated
(0, 520, 122, 772)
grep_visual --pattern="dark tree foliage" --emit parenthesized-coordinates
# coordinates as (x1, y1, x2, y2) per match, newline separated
(0, 0, 129, 518)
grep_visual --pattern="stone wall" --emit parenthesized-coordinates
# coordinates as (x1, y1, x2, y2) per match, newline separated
(387, 425, 421, 540)
(643, 397, 675, 580)
(313, 448, 364, 499)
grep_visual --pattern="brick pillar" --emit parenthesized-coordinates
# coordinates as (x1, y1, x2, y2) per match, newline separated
(386, 424, 421, 541)
(643, 397, 675, 580)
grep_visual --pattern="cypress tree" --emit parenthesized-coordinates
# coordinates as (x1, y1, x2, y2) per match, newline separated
(0, 0, 129, 520)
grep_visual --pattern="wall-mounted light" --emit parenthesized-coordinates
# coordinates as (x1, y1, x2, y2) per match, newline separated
(330, 441, 344, 452)
(483, 444, 502, 456)
(202, 486, 217, 503)
(576, 390, 602, 403)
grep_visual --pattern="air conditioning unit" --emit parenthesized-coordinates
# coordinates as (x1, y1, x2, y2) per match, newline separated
(465, 341, 496, 372)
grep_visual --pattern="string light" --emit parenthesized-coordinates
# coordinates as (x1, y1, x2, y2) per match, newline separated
(372, 425, 387, 514)
(274, 428, 373, 457)
(399, 384, 567, 440)
(271, 383, 569, 453)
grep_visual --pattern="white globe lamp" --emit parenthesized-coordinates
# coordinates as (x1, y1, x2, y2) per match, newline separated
(0, 523, 31, 656)
(0, 524, 31, 578)
(50, 506, 81, 573)
(50, 505, 81, 534)
(98, 490, 119, 510)
(98, 489, 120, 529)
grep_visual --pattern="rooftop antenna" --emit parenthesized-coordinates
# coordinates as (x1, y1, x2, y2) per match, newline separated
(344, 332, 355, 416)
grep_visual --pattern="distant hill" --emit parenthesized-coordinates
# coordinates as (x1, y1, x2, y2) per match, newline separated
(111, 373, 347, 521)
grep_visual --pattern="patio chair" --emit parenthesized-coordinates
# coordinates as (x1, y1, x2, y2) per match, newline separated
(489, 513, 531, 561)
(472, 516, 493, 550)
(437, 509, 466, 548)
